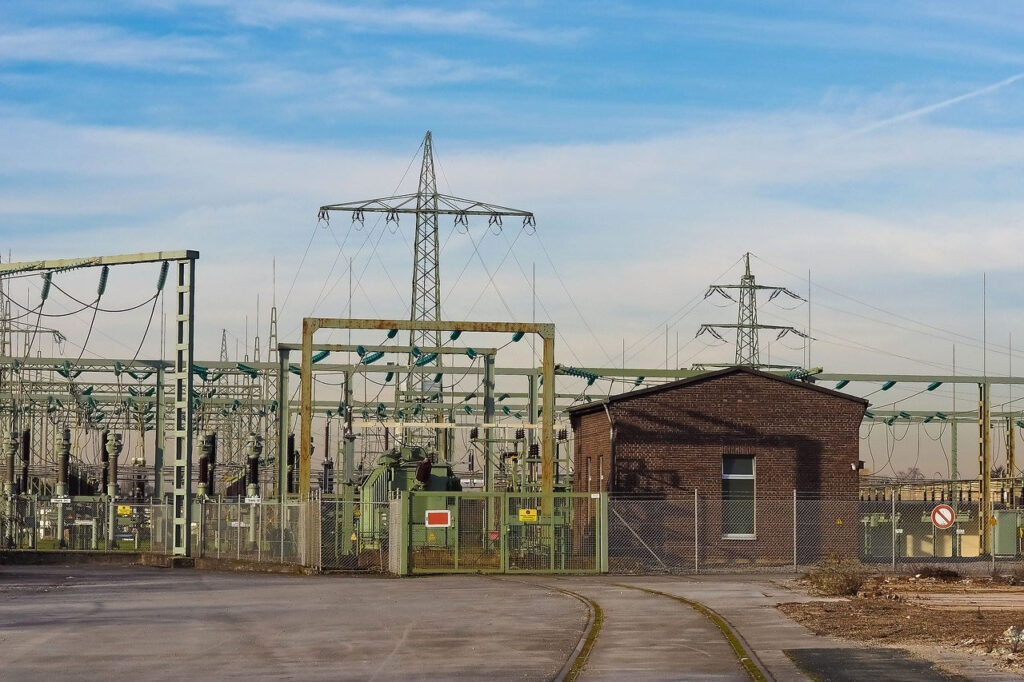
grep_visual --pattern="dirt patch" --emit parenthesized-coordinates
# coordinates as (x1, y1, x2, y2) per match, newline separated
(780, 574, 1024, 672)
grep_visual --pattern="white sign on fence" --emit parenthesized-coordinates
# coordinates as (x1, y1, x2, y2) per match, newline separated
(931, 504, 956, 530)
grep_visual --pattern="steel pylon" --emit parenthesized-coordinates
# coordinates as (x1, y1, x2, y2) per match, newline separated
(318, 132, 536, 449)
(697, 252, 808, 370)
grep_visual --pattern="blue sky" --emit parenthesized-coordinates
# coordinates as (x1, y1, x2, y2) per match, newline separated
(2, 1, 1024, 475)
(2, 1, 1022, 144)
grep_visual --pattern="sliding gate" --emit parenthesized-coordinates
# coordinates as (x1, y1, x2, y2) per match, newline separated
(402, 491, 607, 574)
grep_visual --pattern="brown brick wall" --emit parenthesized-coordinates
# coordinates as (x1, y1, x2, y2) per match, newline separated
(571, 370, 864, 563)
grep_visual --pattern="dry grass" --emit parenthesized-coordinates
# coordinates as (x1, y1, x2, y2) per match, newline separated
(910, 565, 963, 582)
(806, 554, 866, 596)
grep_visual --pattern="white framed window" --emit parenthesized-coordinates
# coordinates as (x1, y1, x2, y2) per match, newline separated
(722, 455, 755, 539)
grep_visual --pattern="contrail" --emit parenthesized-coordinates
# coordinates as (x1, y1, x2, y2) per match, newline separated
(844, 72, 1024, 138)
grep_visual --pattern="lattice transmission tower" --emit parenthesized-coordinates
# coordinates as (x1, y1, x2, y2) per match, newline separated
(696, 252, 807, 370)
(318, 131, 536, 434)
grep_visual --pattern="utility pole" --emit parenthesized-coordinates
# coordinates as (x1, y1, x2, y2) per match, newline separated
(951, 345, 958, 479)
(1007, 416, 1016, 505)
(697, 252, 807, 370)
(980, 382, 992, 555)
(268, 259, 278, 362)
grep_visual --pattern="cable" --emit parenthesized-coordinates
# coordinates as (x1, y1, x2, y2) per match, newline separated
(49, 281, 157, 313)
(498, 229, 587, 367)
(280, 220, 320, 316)
(752, 252, 1024, 364)
(462, 219, 516, 320)
(621, 253, 746, 366)
(307, 140, 423, 320)
(535, 230, 613, 364)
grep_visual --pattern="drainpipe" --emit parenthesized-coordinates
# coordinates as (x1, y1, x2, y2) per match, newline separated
(602, 404, 616, 493)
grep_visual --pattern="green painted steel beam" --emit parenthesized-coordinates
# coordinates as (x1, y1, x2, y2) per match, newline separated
(818, 373, 1024, 385)
(0, 250, 198, 274)
(277, 343, 499, 355)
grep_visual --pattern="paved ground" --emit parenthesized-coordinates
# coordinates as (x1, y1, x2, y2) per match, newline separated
(3, 566, 1023, 681)
(620, 574, 1024, 682)
(786, 648, 970, 682)
(528, 579, 748, 681)
(0, 566, 585, 681)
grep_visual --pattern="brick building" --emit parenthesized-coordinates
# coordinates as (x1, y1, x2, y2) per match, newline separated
(568, 366, 867, 567)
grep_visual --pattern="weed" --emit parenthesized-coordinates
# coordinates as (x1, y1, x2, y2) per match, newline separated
(808, 554, 865, 596)
(910, 565, 962, 581)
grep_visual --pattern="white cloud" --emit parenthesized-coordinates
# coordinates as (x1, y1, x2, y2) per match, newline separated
(124, 0, 585, 44)
(0, 24, 220, 69)
(2, 111, 1022, 383)
(234, 54, 527, 112)
(609, 4, 1024, 66)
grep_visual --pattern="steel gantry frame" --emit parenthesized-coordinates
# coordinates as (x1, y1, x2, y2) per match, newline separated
(297, 318, 556, 500)
(0, 250, 199, 556)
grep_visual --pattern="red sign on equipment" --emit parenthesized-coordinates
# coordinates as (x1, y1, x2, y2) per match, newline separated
(425, 510, 451, 528)
(931, 504, 955, 530)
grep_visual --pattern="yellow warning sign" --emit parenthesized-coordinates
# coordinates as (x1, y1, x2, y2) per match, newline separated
(349, 532, 358, 542)
(990, 517, 998, 526)
(117, 505, 132, 516)
(835, 518, 844, 526)
(519, 508, 538, 523)
(427, 532, 437, 542)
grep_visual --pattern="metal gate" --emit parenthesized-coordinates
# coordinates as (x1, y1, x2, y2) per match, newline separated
(401, 491, 606, 574)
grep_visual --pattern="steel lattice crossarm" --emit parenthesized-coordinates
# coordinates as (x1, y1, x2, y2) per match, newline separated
(817, 373, 1024, 385)
(0, 250, 198, 275)
(862, 410, 1018, 423)
(318, 194, 534, 225)
(696, 323, 808, 340)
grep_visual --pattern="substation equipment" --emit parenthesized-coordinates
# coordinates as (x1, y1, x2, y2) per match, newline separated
(3, 133, 1023, 569)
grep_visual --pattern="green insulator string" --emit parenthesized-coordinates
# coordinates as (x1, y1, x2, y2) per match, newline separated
(157, 261, 169, 290)
(97, 265, 109, 297)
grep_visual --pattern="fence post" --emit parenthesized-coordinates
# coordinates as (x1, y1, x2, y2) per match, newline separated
(236, 496, 242, 559)
(195, 500, 203, 557)
(599, 493, 609, 574)
(257, 502, 262, 563)
(29, 498, 36, 549)
(891, 488, 896, 570)
(693, 488, 699, 574)
(217, 497, 222, 559)
(279, 499, 285, 564)
(792, 489, 797, 572)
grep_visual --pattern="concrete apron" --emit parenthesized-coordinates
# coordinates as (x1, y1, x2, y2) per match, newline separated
(621, 575, 1024, 682)
(527, 577, 750, 681)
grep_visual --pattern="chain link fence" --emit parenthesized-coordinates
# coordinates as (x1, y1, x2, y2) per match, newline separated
(193, 498, 305, 564)
(608, 491, 1019, 574)
(7, 487, 1018, 576)
(317, 498, 391, 572)
(404, 492, 601, 574)
(1, 498, 169, 552)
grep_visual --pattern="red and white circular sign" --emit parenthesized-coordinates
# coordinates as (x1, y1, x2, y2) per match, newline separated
(931, 504, 956, 530)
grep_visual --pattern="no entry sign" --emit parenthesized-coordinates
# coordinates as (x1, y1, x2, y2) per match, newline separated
(931, 504, 956, 530)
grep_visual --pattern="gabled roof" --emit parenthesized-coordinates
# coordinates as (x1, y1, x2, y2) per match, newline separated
(565, 365, 868, 417)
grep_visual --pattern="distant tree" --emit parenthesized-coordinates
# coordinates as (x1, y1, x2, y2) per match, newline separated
(896, 466, 925, 482)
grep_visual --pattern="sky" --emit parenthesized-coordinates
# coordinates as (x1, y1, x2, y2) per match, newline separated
(2, 1, 1024, 477)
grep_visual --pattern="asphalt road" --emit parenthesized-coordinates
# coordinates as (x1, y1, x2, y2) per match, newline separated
(0, 566, 586, 681)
